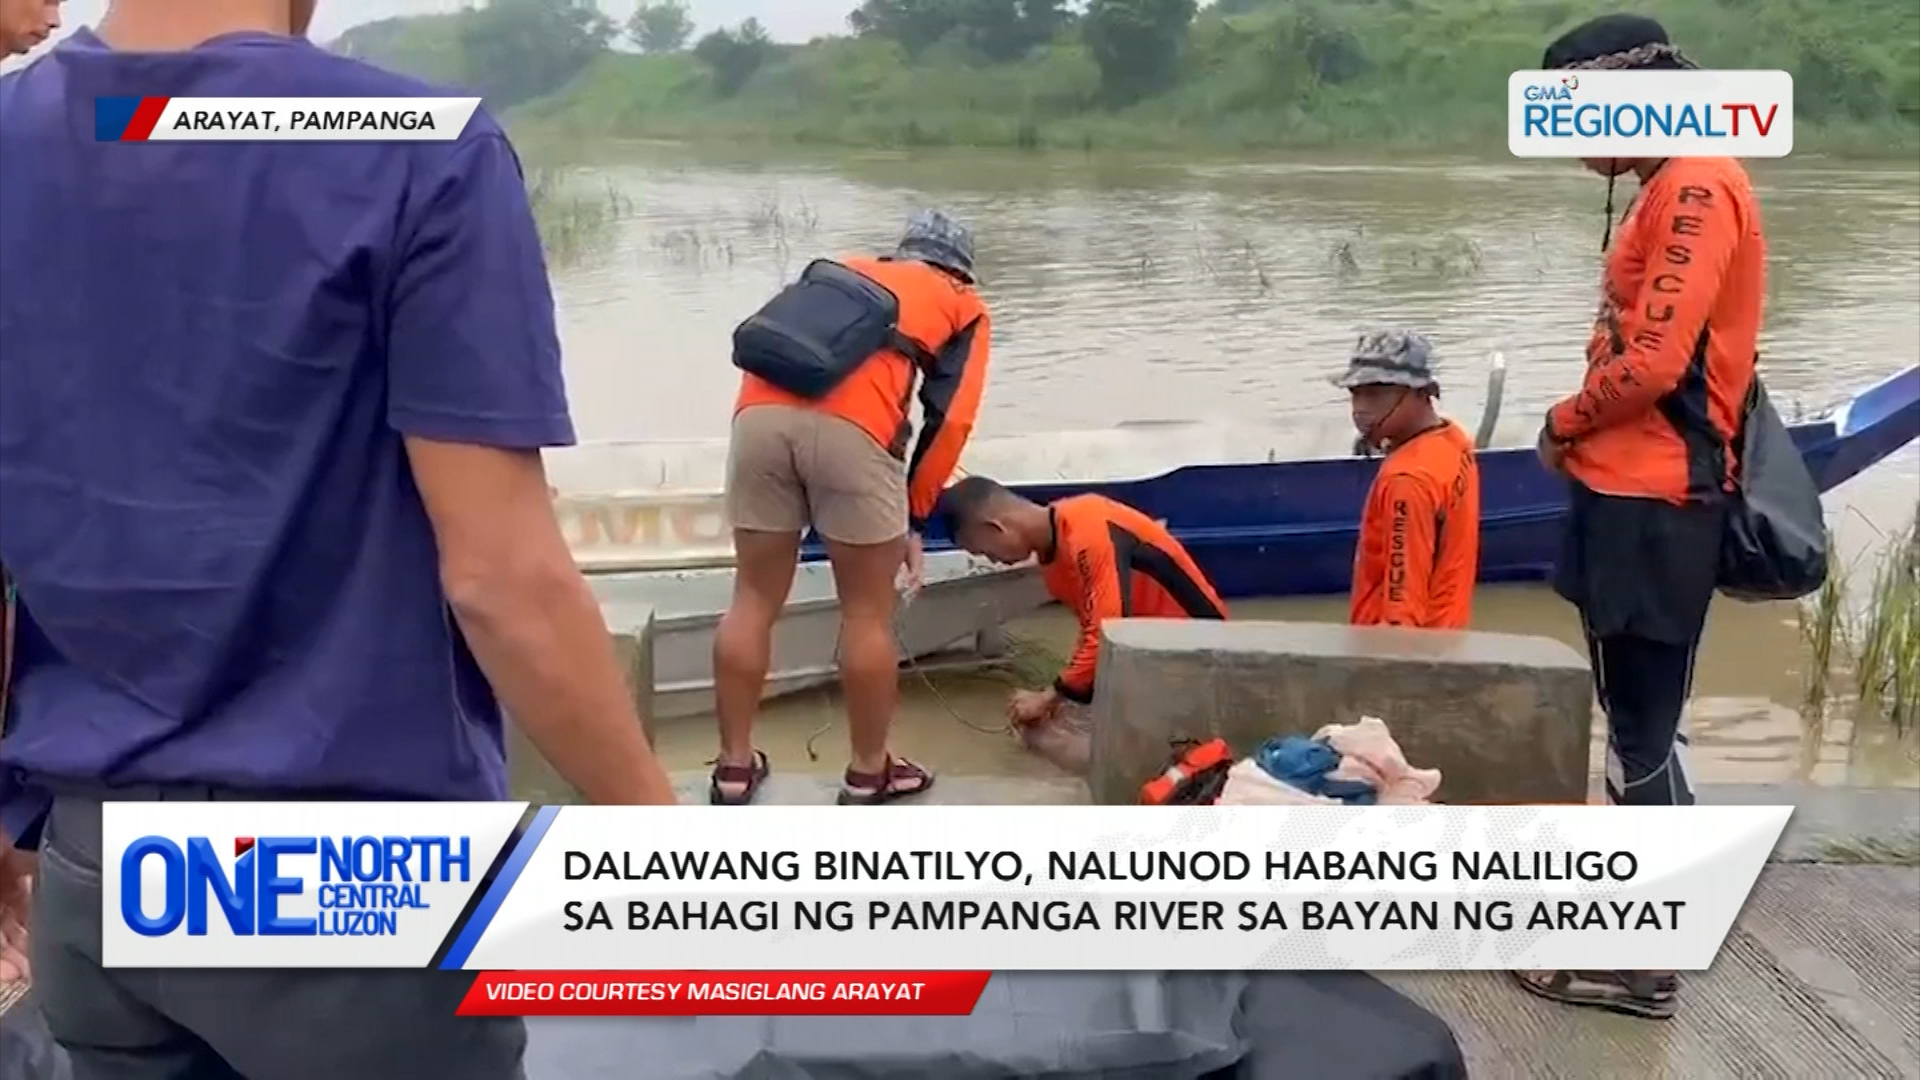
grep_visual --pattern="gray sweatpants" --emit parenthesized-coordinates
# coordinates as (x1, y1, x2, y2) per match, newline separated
(29, 792, 526, 1080)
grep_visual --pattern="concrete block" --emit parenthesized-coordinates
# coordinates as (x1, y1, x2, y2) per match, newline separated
(507, 600, 657, 804)
(1088, 619, 1593, 806)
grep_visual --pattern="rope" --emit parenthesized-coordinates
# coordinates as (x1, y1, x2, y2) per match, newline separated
(804, 603, 1017, 761)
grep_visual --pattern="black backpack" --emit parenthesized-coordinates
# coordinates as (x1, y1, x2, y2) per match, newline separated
(732, 259, 937, 398)
(1717, 376, 1829, 601)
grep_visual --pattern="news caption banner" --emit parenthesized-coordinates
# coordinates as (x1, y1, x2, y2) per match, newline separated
(1508, 69, 1793, 158)
(93, 97, 481, 142)
(101, 803, 1789, 1017)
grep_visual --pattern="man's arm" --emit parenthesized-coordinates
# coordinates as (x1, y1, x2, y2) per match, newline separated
(906, 306, 991, 532)
(1054, 537, 1123, 705)
(407, 442, 674, 805)
(1374, 475, 1440, 629)
(1548, 176, 1745, 440)
(389, 129, 673, 806)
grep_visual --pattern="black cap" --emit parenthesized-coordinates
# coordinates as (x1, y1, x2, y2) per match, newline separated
(1543, 15, 1691, 70)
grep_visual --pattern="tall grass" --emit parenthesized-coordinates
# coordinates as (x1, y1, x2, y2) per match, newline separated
(1800, 522, 1920, 738)
(1853, 523, 1920, 733)
(525, 167, 631, 265)
(1798, 555, 1848, 769)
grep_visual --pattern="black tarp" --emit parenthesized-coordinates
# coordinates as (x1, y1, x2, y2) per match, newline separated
(1216, 973, 1467, 1080)
(3, 972, 1466, 1079)
(525, 972, 1467, 1080)
(0, 989, 71, 1080)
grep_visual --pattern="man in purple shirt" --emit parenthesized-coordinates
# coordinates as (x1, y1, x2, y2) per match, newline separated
(0, 2, 677, 1075)
(0, 0, 61, 56)
(0, 0, 65, 1005)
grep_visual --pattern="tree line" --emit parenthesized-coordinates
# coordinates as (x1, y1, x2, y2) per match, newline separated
(624, 0, 1203, 107)
(329, 0, 763, 110)
(762, 1, 1197, 106)
(328, 0, 1916, 138)
(331, 0, 1208, 111)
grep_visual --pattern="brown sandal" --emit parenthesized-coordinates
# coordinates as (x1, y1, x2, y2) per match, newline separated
(1511, 969, 1679, 1020)
(837, 756, 935, 805)
(709, 749, 770, 806)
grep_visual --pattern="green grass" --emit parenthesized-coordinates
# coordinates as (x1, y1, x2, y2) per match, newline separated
(1799, 522, 1920, 740)
(1798, 541, 1848, 729)
(1852, 523, 1920, 734)
(495, 0, 1920, 159)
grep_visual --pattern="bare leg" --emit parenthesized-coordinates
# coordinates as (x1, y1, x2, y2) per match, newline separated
(711, 528, 801, 799)
(824, 536, 906, 776)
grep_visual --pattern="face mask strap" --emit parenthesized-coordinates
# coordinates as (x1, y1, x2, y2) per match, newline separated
(1602, 167, 1618, 252)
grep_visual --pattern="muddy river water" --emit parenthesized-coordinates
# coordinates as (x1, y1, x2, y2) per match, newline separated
(514, 144, 1920, 800)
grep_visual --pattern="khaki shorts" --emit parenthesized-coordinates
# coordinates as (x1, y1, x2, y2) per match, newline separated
(725, 405, 908, 546)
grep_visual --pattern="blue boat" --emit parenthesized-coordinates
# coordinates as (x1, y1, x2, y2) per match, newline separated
(849, 364, 1920, 600)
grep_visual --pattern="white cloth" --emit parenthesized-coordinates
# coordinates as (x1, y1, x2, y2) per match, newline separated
(1311, 716, 1442, 805)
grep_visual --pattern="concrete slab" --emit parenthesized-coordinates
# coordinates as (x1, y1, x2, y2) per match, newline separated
(1383, 863, 1920, 1079)
(1089, 619, 1593, 805)
(1699, 784, 1920, 863)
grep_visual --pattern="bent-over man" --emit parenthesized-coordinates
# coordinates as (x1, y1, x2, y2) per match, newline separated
(940, 478, 1227, 770)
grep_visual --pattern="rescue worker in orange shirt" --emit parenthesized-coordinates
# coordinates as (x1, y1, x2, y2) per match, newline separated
(1336, 331, 1481, 630)
(939, 477, 1227, 761)
(710, 210, 990, 806)
(1519, 14, 1765, 1022)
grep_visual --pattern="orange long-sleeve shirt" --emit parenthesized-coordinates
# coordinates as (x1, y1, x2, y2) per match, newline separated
(1350, 420, 1480, 629)
(735, 255, 991, 530)
(1548, 157, 1764, 504)
(1040, 495, 1228, 703)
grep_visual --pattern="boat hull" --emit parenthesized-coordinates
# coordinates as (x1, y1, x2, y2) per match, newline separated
(898, 365, 1920, 599)
(549, 365, 1918, 711)
(588, 554, 1049, 721)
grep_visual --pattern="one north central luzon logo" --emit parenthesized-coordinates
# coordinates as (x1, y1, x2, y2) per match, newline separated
(1519, 79, 1781, 139)
(119, 834, 471, 938)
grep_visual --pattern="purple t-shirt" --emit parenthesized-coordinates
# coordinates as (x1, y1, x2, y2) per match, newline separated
(0, 29, 572, 840)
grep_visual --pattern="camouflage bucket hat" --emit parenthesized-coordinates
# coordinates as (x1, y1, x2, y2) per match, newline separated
(1330, 330, 1441, 391)
(1543, 14, 1696, 71)
(896, 208, 978, 284)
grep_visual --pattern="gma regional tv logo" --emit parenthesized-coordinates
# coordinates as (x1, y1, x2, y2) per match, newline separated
(1508, 69, 1793, 158)
(118, 832, 471, 938)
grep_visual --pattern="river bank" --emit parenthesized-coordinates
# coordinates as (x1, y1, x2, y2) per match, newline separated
(500, 143, 1918, 799)
(324, 0, 1920, 163)
(507, 51, 1920, 162)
